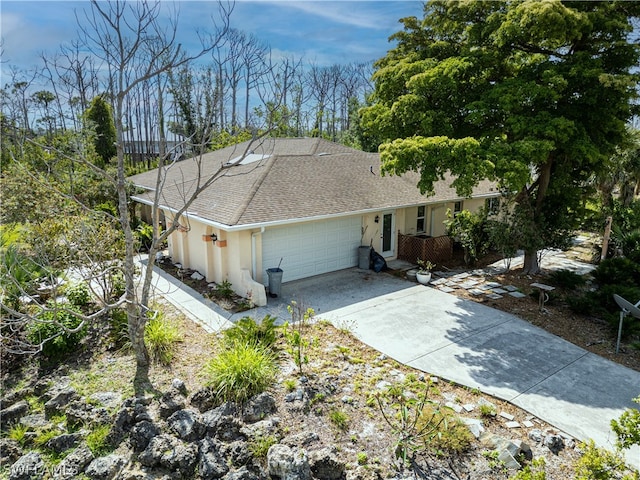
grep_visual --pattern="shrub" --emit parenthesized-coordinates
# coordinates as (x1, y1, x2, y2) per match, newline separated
(510, 458, 546, 480)
(8, 424, 29, 447)
(144, 311, 183, 365)
(575, 440, 629, 480)
(204, 342, 277, 405)
(547, 269, 586, 291)
(417, 405, 474, 456)
(214, 280, 234, 299)
(592, 258, 640, 287)
(135, 222, 154, 252)
(611, 396, 640, 451)
(65, 281, 91, 307)
(28, 302, 87, 359)
(223, 315, 279, 349)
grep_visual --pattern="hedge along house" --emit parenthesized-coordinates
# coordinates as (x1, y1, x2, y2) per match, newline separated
(129, 137, 500, 306)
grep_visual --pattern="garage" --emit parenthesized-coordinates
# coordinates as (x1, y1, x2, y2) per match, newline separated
(261, 216, 362, 283)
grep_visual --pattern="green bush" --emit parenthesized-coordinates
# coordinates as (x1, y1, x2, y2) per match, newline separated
(547, 269, 586, 291)
(135, 222, 154, 252)
(592, 258, 640, 287)
(65, 281, 91, 307)
(214, 280, 234, 299)
(204, 341, 277, 405)
(144, 312, 183, 365)
(417, 405, 474, 456)
(611, 396, 640, 451)
(28, 302, 87, 359)
(510, 458, 546, 480)
(575, 440, 629, 480)
(223, 315, 279, 350)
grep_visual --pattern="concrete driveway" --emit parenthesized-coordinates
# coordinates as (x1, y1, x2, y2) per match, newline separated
(236, 267, 640, 468)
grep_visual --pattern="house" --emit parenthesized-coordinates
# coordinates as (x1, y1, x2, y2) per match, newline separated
(129, 137, 500, 306)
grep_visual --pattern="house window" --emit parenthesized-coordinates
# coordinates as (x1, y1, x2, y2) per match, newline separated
(485, 197, 500, 214)
(416, 206, 426, 233)
(453, 201, 463, 216)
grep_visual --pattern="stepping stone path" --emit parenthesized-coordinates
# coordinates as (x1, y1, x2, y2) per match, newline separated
(431, 270, 523, 303)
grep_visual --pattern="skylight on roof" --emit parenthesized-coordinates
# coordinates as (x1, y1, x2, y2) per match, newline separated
(227, 153, 270, 166)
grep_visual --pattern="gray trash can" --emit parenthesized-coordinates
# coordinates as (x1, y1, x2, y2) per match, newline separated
(266, 267, 283, 297)
(358, 245, 371, 270)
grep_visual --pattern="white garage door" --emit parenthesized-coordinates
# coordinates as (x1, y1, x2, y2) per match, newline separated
(262, 217, 362, 283)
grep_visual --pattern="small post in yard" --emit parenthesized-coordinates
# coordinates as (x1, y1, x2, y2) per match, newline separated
(613, 294, 640, 354)
(601, 216, 612, 261)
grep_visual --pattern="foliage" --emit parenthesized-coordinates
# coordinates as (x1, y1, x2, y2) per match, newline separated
(134, 222, 155, 252)
(479, 403, 497, 418)
(214, 280, 234, 299)
(248, 434, 277, 459)
(375, 382, 450, 470)
(445, 209, 489, 265)
(416, 259, 435, 273)
(204, 341, 277, 405)
(592, 258, 640, 287)
(611, 396, 640, 451)
(144, 311, 183, 365)
(417, 405, 473, 456)
(27, 302, 87, 359)
(65, 281, 92, 307)
(85, 424, 113, 457)
(574, 440, 632, 480)
(222, 315, 279, 350)
(83, 96, 116, 167)
(329, 409, 349, 431)
(0, 241, 52, 311)
(362, 0, 639, 274)
(282, 302, 314, 375)
(7, 423, 29, 447)
(509, 458, 547, 480)
(547, 270, 586, 291)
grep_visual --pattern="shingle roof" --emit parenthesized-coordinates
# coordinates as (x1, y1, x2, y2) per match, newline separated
(129, 137, 498, 228)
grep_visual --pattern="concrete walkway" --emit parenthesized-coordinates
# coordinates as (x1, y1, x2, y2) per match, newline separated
(148, 262, 640, 469)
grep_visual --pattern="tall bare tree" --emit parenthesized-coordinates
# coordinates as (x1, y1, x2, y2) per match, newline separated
(75, 0, 232, 374)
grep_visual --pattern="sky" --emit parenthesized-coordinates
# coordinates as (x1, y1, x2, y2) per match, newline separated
(0, 1, 424, 80)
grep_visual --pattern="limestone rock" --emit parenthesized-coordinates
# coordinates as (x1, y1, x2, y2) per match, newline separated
(89, 392, 122, 410)
(281, 431, 319, 448)
(46, 433, 82, 453)
(197, 437, 229, 479)
(138, 434, 198, 477)
(20, 413, 49, 430)
(189, 387, 217, 412)
(267, 444, 311, 480)
(242, 392, 276, 423)
(85, 454, 126, 480)
(222, 466, 261, 480)
(167, 409, 205, 442)
(1, 400, 29, 427)
(0, 438, 23, 466)
(44, 387, 78, 419)
(159, 390, 186, 419)
(202, 403, 237, 435)
(54, 445, 94, 480)
(9, 452, 45, 480)
(129, 420, 160, 452)
(172, 378, 188, 396)
(308, 446, 345, 480)
(544, 433, 564, 454)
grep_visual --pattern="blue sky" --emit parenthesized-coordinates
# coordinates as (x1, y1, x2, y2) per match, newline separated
(1, 1, 424, 76)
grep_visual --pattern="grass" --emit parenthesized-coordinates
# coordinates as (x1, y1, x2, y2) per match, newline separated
(248, 434, 277, 458)
(144, 312, 183, 365)
(204, 341, 278, 405)
(7, 424, 29, 447)
(329, 409, 349, 431)
(86, 424, 112, 457)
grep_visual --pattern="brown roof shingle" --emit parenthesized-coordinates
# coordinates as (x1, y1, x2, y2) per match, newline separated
(129, 138, 498, 228)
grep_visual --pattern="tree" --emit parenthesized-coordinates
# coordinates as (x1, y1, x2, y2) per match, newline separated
(74, 0, 232, 375)
(84, 96, 117, 167)
(361, 0, 640, 273)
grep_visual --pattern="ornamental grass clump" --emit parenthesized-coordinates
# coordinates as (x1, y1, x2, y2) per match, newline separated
(144, 310, 183, 365)
(205, 341, 277, 405)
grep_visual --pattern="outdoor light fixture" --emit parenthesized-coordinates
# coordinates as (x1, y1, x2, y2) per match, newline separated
(375, 215, 379, 223)
(209, 233, 218, 242)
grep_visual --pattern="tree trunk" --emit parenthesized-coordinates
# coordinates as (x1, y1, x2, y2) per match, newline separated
(522, 249, 540, 275)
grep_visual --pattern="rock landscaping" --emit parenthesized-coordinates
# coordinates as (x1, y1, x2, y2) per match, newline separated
(4, 309, 619, 480)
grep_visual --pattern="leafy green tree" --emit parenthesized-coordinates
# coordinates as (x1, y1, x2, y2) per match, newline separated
(84, 95, 116, 167)
(361, 0, 639, 273)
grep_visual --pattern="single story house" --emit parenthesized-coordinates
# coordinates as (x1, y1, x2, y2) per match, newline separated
(129, 137, 500, 306)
